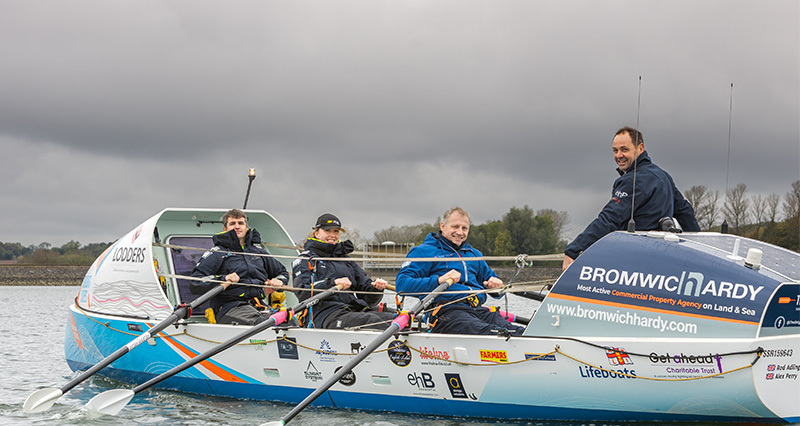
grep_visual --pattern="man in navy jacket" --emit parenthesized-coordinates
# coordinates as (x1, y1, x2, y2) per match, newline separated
(563, 127, 700, 270)
(396, 207, 524, 335)
(191, 209, 289, 324)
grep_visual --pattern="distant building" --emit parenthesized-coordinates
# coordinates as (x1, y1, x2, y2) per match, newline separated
(362, 241, 414, 270)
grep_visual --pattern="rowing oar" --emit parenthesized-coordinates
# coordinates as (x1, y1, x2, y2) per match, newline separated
(84, 281, 342, 416)
(22, 283, 226, 414)
(262, 278, 453, 426)
(493, 308, 530, 325)
(514, 291, 548, 302)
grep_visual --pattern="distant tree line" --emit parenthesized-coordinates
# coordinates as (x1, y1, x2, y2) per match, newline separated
(684, 180, 799, 251)
(0, 240, 111, 265)
(369, 206, 570, 258)
(3, 180, 798, 265)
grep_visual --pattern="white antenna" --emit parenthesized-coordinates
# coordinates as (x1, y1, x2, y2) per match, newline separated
(627, 76, 642, 233)
(721, 83, 733, 234)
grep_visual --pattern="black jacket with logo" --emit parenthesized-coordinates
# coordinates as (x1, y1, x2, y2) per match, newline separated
(292, 238, 383, 327)
(565, 151, 700, 259)
(191, 228, 288, 319)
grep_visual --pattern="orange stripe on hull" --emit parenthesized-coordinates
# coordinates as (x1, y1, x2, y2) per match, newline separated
(148, 323, 248, 383)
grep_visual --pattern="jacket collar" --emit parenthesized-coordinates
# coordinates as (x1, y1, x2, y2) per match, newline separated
(428, 231, 468, 252)
(304, 238, 355, 257)
(617, 150, 652, 176)
(213, 228, 261, 251)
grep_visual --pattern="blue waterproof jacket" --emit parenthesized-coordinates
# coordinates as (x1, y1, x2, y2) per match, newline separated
(396, 232, 500, 306)
(190, 228, 289, 319)
(565, 151, 700, 259)
(292, 238, 384, 327)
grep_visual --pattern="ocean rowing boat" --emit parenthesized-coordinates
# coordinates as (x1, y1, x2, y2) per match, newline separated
(53, 208, 799, 422)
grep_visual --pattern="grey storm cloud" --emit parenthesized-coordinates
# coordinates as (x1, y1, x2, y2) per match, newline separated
(0, 0, 797, 247)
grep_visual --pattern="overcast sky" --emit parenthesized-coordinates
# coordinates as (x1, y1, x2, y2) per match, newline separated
(1, 0, 798, 249)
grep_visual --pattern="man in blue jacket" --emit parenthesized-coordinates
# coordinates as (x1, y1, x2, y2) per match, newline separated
(563, 127, 700, 270)
(396, 207, 524, 335)
(191, 209, 289, 325)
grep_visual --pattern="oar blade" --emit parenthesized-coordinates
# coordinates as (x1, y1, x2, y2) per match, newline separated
(260, 422, 285, 426)
(85, 389, 135, 416)
(22, 387, 63, 414)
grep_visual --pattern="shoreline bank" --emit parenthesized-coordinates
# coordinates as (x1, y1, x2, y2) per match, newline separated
(0, 265, 561, 287)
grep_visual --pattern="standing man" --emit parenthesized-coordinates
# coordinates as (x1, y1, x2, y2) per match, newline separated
(563, 127, 700, 270)
(396, 207, 524, 336)
(191, 209, 289, 325)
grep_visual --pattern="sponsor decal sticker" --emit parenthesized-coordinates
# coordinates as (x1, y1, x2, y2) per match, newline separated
(335, 366, 356, 386)
(304, 361, 323, 382)
(605, 347, 632, 366)
(316, 339, 336, 362)
(350, 342, 364, 353)
(249, 339, 267, 352)
(277, 336, 298, 359)
(649, 352, 722, 373)
(479, 349, 508, 363)
(111, 245, 147, 263)
(407, 371, 436, 395)
(524, 353, 556, 361)
(445, 373, 468, 399)
(407, 372, 435, 388)
(578, 365, 637, 379)
(419, 346, 452, 366)
(387, 339, 412, 367)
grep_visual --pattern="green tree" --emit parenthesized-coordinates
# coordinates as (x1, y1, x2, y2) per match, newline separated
(502, 206, 537, 254)
(493, 229, 514, 256)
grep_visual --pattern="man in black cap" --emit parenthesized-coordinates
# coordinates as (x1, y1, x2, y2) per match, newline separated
(292, 213, 395, 330)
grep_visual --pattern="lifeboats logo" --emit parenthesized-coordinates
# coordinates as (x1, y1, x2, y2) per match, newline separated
(111, 246, 147, 263)
(578, 266, 764, 301)
(479, 349, 508, 363)
(579, 365, 637, 379)
(605, 347, 633, 366)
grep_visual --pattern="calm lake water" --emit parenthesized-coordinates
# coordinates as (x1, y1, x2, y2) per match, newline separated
(0, 286, 790, 426)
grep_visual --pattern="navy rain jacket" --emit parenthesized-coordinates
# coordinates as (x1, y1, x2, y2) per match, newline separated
(191, 228, 289, 319)
(396, 232, 501, 306)
(565, 151, 700, 259)
(292, 238, 383, 327)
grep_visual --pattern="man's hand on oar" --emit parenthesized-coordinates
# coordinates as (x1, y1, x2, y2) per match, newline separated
(22, 283, 226, 414)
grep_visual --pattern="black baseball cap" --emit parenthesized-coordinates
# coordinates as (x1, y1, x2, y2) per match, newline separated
(314, 213, 344, 231)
